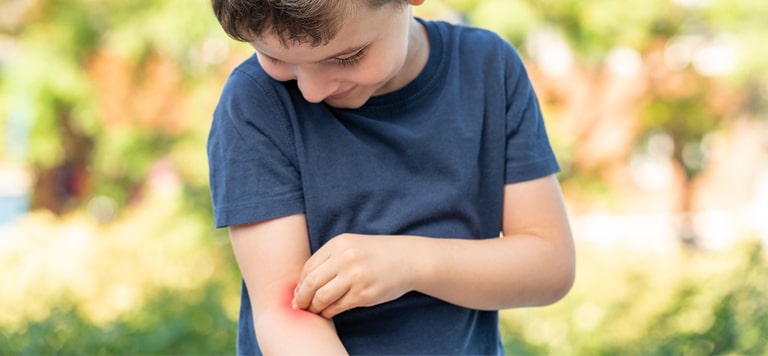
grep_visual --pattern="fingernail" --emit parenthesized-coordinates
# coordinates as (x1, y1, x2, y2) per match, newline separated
(291, 300, 298, 309)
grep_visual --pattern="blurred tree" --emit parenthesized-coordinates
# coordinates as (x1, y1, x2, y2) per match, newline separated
(0, 0, 241, 217)
(448, 0, 768, 245)
(1, 0, 766, 230)
(0, 0, 767, 354)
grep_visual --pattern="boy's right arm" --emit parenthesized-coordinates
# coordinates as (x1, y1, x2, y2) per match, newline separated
(228, 213, 347, 355)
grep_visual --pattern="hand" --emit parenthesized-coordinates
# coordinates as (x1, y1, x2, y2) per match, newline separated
(292, 233, 420, 319)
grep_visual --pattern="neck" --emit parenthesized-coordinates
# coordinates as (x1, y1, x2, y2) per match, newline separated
(375, 15, 429, 96)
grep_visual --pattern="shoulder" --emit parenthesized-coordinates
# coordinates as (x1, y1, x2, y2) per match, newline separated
(425, 19, 525, 72)
(214, 54, 304, 131)
(219, 55, 282, 105)
(427, 20, 516, 54)
(211, 54, 300, 150)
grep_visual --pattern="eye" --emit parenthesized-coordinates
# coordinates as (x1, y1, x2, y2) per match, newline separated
(333, 49, 366, 67)
(257, 52, 282, 66)
(267, 56, 282, 65)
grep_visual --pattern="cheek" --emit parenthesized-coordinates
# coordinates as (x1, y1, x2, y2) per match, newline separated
(349, 60, 398, 85)
(266, 67, 295, 82)
(258, 59, 295, 81)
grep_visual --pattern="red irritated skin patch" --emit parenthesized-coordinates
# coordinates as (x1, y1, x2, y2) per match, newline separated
(281, 279, 313, 320)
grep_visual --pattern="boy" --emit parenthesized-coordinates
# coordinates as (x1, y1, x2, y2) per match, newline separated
(207, 0, 575, 354)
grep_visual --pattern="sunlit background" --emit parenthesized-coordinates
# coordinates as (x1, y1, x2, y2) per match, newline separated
(1, 0, 767, 354)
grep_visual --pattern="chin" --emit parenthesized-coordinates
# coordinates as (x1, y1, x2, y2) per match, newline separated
(325, 93, 371, 109)
(326, 101, 367, 110)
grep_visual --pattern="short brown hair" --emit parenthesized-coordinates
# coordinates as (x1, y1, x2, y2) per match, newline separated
(211, 0, 406, 46)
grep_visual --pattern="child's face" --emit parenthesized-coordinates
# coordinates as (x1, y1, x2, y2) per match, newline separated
(249, 3, 419, 109)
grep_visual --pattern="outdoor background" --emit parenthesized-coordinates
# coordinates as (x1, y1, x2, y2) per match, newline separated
(1, 0, 767, 354)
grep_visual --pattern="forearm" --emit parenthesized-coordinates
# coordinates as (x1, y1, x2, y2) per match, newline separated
(292, 177, 574, 317)
(408, 175, 575, 311)
(254, 310, 346, 355)
(251, 279, 347, 355)
(229, 215, 348, 355)
(407, 232, 575, 310)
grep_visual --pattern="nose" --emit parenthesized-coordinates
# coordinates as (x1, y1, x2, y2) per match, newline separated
(295, 67, 336, 103)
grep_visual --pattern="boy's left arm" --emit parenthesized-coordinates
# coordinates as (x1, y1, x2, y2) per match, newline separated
(292, 174, 575, 318)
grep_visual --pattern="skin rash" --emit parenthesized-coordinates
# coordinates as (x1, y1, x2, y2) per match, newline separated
(283, 279, 312, 320)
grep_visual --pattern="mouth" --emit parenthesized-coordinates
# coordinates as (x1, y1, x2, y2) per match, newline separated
(326, 86, 356, 101)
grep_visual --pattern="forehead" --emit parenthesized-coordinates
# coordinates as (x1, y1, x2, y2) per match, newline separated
(253, 0, 367, 47)
(251, 4, 396, 64)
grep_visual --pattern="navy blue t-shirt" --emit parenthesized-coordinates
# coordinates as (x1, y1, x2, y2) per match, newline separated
(208, 19, 559, 355)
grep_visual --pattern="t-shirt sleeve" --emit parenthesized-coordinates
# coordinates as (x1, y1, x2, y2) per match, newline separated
(502, 42, 561, 184)
(207, 71, 304, 228)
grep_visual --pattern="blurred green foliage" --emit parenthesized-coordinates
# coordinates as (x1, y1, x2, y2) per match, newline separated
(1, 0, 767, 354)
(2, 0, 767, 213)
(2, 207, 766, 354)
(459, 0, 768, 167)
(459, 0, 768, 78)
(0, 286, 235, 354)
(0, 193, 239, 354)
(1, 0, 237, 214)
(500, 242, 768, 355)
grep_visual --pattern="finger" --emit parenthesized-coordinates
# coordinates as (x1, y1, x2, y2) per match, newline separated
(293, 258, 337, 310)
(300, 235, 352, 280)
(308, 276, 350, 315)
(299, 248, 331, 281)
(319, 296, 353, 319)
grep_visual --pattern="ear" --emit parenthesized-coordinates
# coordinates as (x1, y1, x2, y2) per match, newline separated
(408, 0, 425, 6)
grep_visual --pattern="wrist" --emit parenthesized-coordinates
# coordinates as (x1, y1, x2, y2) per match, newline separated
(400, 235, 437, 295)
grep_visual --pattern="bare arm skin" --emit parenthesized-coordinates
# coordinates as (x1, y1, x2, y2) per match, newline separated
(292, 175, 575, 318)
(229, 214, 348, 355)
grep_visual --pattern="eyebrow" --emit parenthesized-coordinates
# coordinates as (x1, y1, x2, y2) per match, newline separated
(319, 44, 369, 61)
(259, 43, 369, 64)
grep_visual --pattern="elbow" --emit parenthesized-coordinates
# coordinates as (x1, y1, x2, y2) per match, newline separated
(520, 238, 575, 308)
(551, 261, 576, 305)
(541, 249, 576, 306)
(544, 227, 576, 305)
(530, 269, 574, 308)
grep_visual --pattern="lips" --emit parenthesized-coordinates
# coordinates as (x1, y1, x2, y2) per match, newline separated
(326, 86, 356, 100)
